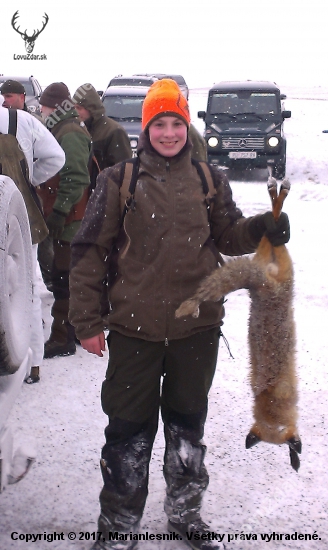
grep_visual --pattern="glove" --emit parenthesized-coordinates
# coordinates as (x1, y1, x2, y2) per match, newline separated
(46, 210, 66, 240)
(249, 212, 290, 246)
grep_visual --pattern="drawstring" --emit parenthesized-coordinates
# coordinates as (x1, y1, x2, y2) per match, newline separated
(219, 328, 234, 359)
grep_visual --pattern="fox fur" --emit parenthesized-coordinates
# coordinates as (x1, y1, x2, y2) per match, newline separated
(175, 178, 301, 471)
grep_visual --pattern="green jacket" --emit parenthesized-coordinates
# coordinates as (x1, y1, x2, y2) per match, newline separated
(69, 132, 261, 342)
(46, 109, 91, 242)
(189, 124, 207, 161)
(73, 85, 132, 170)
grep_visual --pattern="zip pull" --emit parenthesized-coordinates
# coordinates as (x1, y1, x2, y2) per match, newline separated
(165, 338, 169, 347)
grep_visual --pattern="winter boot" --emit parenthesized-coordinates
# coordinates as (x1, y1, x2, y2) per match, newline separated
(162, 408, 220, 549)
(44, 340, 76, 359)
(163, 412, 209, 526)
(90, 513, 139, 549)
(44, 299, 76, 359)
(168, 518, 225, 550)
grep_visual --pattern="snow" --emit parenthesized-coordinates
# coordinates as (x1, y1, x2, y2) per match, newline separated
(1, 85, 328, 550)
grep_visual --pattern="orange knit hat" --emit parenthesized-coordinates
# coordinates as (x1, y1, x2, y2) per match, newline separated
(142, 78, 190, 130)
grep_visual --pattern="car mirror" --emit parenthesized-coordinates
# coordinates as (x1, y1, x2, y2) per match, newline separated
(198, 111, 206, 120)
(280, 94, 287, 100)
(282, 110, 291, 119)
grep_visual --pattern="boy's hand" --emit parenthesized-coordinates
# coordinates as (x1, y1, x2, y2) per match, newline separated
(249, 211, 290, 246)
(261, 211, 290, 246)
(80, 333, 106, 357)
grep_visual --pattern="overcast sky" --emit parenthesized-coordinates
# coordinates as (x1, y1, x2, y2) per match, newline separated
(1, 0, 326, 94)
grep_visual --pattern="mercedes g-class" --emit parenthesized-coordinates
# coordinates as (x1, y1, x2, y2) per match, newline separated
(198, 81, 291, 178)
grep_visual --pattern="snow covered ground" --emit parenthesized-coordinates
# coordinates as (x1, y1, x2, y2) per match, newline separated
(1, 85, 328, 550)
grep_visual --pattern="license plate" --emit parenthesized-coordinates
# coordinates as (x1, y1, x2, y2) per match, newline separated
(229, 151, 257, 159)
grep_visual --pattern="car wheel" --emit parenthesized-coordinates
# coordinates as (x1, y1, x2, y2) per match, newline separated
(0, 176, 33, 375)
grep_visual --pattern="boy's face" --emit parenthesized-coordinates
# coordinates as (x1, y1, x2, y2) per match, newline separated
(148, 116, 188, 157)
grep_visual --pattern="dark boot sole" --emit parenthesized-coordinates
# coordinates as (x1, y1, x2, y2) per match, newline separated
(44, 342, 76, 359)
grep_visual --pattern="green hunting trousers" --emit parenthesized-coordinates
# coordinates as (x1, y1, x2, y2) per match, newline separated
(98, 328, 220, 532)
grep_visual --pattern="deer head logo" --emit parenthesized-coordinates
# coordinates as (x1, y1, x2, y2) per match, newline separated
(11, 11, 49, 54)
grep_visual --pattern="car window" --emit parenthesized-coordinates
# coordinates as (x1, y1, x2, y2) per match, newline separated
(109, 78, 154, 87)
(20, 81, 35, 96)
(102, 95, 145, 120)
(209, 92, 279, 116)
(165, 76, 186, 86)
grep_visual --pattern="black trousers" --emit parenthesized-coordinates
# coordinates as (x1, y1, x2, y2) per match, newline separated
(48, 240, 74, 343)
(98, 328, 220, 531)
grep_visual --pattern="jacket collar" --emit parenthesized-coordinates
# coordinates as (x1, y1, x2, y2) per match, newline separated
(45, 107, 79, 130)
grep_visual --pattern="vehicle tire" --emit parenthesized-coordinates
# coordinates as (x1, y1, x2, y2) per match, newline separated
(272, 162, 286, 179)
(0, 176, 33, 375)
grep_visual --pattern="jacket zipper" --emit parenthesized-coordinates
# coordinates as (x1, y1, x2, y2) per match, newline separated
(164, 160, 174, 346)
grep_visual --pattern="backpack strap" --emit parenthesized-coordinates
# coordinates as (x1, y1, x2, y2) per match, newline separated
(8, 109, 18, 136)
(88, 152, 101, 192)
(6, 108, 31, 185)
(120, 157, 140, 223)
(192, 159, 217, 218)
(192, 159, 225, 267)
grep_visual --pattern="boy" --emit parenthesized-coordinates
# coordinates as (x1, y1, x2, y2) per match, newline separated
(69, 79, 289, 550)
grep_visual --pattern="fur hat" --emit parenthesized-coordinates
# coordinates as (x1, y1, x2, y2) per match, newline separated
(142, 78, 190, 130)
(40, 82, 71, 108)
(1, 80, 26, 95)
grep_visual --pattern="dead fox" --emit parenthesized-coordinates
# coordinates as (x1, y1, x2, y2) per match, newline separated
(175, 178, 302, 471)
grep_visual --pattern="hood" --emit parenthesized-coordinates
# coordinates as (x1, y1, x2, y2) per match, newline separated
(73, 83, 105, 122)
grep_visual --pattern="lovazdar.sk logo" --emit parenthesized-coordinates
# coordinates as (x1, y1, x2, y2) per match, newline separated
(11, 10, 48, 60)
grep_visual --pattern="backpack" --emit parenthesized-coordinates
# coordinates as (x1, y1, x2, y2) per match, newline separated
(119, 156, 218, 223)
(0, 109, 48, 245)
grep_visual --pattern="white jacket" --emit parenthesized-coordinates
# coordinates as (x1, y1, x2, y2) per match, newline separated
(0, 105, 65, 185)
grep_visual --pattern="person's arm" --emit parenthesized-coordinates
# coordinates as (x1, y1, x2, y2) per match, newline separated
(210, 168, 289, 256)
(69, 167, 121, 341)
(17, 110, 66, 185)
(53, 131, 90, 214)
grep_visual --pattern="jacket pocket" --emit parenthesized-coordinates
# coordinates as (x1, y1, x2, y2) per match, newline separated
(108, 257, 157, 337)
